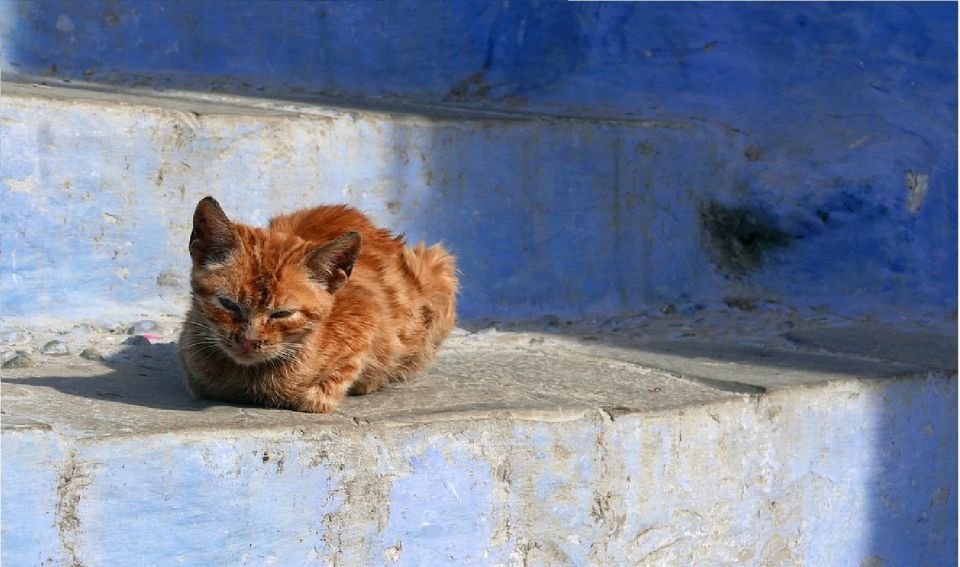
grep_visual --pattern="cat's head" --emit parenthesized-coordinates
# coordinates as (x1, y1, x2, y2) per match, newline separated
(185, 196, 361, 366)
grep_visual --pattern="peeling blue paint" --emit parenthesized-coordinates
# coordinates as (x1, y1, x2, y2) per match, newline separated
(0, 1, 955, 324)
(1, 375, 955, 564)
(0, 3, 956, 565)
(383, 444, 498, 565)
(69, 438, 340, 564)
(0, 430, 65, 566)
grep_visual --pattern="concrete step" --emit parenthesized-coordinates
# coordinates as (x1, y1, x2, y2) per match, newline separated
(3, 79, 952, 331)
(2, 78, 956, 566)
(2, 4, 956, 565)
(2, 79, 745, 328)
(2, 312, 956, 565)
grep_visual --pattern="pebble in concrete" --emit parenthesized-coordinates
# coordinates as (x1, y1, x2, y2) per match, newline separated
(40, 340, 69, 356)
(1, 329, 31, 345)
(70, 322, 101, 335)
(2, 351, 33, 368)
(156, 270, 180, 287)
(80, 347, 104, 361)
(127, 320, 160, 335)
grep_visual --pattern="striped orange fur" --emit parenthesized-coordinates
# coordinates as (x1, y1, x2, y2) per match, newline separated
(178, 197, 458, 413)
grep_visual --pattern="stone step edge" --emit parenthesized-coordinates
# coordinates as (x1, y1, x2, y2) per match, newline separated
(2, 73, 729, 131)
(4, 371, 951, 441)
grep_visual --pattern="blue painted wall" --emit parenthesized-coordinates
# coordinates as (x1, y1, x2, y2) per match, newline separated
(1, 1, 956, 321)
(4, 2, 955, 122)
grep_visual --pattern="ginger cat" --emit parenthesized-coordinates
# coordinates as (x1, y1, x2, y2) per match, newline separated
(178, 197, 458, 413)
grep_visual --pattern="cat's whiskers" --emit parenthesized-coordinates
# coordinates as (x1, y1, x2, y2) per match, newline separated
(180, 329, 232, 362)
(181, 317, 309, 369)
(181, 331, 225, 347)
(260, 344, 304, 372)
(185, 342, 226, 360)
(179, 320, 217, 330)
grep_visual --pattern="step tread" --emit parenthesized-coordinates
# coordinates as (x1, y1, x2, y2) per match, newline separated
(3, 320, 951, 439)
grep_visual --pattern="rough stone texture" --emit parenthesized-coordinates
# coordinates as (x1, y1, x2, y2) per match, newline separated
(1, 82, 742, 326)
(1, 4, 956, 563)
(39, 340, 69, 356)
(2, 321, 956, 565)
(786, 323, 958, 370)
(2, 2, 956, 321)
(2, 75, 956, 328)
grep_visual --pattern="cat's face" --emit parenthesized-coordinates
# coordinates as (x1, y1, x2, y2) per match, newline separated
(186, 197, 360, 366)
(189, 245, 326, 366)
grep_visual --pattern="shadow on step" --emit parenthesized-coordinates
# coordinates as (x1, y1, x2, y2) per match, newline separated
(3, 342, 226, 412)
(3, 320, 955, 414)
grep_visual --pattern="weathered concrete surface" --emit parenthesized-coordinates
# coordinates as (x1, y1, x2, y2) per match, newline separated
(786, 323, 958, 370)
(1, 81, 739, 326)
(2, 79, 956, 329)
(1, 5, 955, 563)
(2, 321, 956, 565)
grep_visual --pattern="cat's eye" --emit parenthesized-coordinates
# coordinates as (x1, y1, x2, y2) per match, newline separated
(218, 297, 242, 313)
(269, 309, 296, 319)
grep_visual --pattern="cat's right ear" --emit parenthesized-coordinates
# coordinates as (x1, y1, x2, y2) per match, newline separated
(189, 196, 237, 267)
(305, 232, 362, 293)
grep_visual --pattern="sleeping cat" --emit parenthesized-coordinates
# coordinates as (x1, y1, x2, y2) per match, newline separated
(178, 197, 458, 413)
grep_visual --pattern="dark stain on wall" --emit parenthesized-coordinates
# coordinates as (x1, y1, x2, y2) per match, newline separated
(700, 202, 791, 276)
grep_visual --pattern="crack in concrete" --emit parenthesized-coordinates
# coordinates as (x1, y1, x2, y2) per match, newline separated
(55, 453, 89, 567)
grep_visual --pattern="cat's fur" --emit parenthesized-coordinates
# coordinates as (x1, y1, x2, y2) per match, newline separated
(178, 197, 458, 413)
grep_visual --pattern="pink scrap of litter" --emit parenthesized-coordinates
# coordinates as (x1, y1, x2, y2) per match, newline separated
(141, 333, 163, 342)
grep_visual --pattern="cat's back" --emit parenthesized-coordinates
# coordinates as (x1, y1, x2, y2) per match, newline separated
(269, 204, 394, 246)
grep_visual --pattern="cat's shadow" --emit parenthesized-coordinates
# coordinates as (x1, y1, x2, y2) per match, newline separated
(5, 340, 394, 414)
(4, 342, 235, 412)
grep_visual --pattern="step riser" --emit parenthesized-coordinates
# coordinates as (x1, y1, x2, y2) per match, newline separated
(2, 88, 954, 328)
(3, 373, 955, 564)
(3, 94, 741, 326)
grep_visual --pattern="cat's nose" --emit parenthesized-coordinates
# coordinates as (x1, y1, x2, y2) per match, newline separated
(239, 338, 261, 354)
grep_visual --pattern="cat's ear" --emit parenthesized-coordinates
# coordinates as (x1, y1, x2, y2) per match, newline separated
(189, 196, 237, 267)
(305, 231, 362, 292)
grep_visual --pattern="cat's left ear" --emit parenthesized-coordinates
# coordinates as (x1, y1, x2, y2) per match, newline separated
(305, 232, 362, 292)
(189, 196, 238, 267)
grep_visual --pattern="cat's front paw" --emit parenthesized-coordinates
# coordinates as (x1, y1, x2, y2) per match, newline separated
(348, 379, 382, 396)
(296, 400, 337, 414)
(293, 386, 342, 413)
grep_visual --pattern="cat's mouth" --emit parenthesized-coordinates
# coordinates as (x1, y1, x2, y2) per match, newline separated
(222, 341, 293, 366)
(227, 349, 276, 366)
(231, 351, 286, 366)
